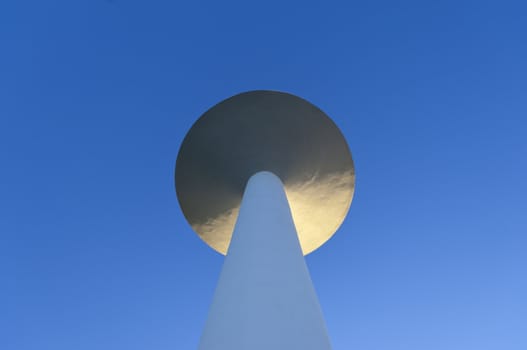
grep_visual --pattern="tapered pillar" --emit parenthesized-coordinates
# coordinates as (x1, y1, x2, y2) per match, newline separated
(198, 171, 332, 350)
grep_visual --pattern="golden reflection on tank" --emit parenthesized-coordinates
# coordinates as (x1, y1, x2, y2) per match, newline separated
(175, 90, 355, 255)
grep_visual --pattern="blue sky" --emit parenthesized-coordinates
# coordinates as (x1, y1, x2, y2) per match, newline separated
(1, 1, 526, 349)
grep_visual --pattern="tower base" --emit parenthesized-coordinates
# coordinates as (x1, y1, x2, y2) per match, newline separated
(198, 171, 332, 350)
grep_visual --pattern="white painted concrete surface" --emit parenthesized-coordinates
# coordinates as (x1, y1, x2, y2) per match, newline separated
(198, 171, 332, 350)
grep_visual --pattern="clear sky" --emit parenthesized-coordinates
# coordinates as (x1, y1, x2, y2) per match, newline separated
(1, 1, 526, 349)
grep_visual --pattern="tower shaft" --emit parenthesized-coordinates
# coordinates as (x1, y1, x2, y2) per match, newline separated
(198, 171, 332, 350)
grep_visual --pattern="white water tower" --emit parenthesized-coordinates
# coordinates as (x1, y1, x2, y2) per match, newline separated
(175, 90, 355, 349)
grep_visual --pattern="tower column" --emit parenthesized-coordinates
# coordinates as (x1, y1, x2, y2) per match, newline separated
(198, 171, 332, 350)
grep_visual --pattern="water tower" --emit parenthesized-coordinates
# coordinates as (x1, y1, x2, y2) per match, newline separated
(175, 90, 355, 349)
